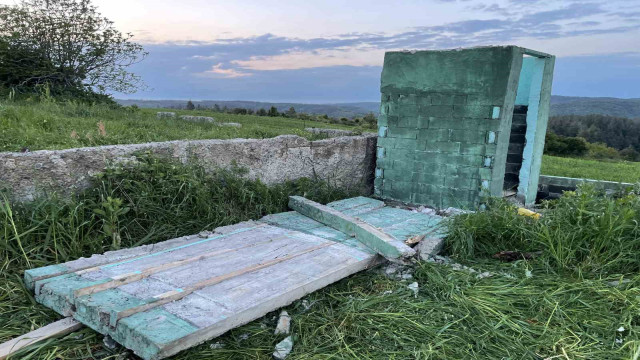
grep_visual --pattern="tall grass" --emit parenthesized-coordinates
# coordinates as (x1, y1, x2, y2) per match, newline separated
(0, 100, 357, 152)
(542, 155, 640, 183)
(446, 185, 640, 276)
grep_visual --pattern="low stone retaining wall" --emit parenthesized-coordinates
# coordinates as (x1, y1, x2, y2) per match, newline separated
(1, 135, 377, 202)
(537, 175, 635, 200)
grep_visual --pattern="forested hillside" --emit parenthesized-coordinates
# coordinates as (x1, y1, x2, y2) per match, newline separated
(550, 96, 640, 119)
(549, 114, 640, 150)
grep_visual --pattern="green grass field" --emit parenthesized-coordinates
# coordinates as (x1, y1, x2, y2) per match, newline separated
(541, 155, 640, 183)
(2, 100, 640, 184)
(0, 100, 358, 152)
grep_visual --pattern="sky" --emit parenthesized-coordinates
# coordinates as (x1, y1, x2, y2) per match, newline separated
(4, 0, 639, 102)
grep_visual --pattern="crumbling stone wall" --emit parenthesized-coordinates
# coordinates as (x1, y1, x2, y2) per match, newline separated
(0, 135, 376, 202)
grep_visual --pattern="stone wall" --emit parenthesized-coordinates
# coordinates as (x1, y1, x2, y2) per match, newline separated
(0, 135, 377, 202)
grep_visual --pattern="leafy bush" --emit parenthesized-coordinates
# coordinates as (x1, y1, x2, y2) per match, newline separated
(544, 132, 589, 157)
(586, 141, 620, 160)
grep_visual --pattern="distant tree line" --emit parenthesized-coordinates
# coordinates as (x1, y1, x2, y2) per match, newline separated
(545, 114, 640, 161)
(174, 102, 378, 129)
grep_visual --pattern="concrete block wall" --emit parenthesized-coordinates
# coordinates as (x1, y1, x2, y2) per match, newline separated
(375, 46, 555, 209)
(375, 46, 523, 208)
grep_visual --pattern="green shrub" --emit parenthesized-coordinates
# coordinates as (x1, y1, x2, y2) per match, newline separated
(544, 132, 589, 157)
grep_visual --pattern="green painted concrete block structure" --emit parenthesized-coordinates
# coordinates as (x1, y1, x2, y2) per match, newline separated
(375, 46, 555, 208)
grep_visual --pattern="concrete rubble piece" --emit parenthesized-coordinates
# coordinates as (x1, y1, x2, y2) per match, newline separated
(26, 196, 443, 360)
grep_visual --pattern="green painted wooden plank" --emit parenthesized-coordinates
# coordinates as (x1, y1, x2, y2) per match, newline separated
(288, 196, 415, 261)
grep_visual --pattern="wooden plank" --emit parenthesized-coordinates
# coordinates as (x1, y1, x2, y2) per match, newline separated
(73, 236, 280, 297)
(157, 248, 380, 359)
(288, 196, 415, 261)
(110, 242, 333, 326)
(0, 318, 82, 360)
(25, 223, 262, 291)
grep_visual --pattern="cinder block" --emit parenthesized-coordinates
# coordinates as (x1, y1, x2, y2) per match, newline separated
(377, 137, 395, 149)
(445, 176, 474, 189)
(424, 141, 461, 153)
(398, 105, 419, 118)
(393, 160, 423, 173)
(414, 173, 445, 186)
(431, 93, 455, 105)
(416, 95, 432, 106)
(386, 149, 415, 162)
(396, 116, 416, 128)
(378, 114, 388, 126)
(387, 128, 418, 139)
(422, 105, 453, 117)
(452, 105, 492, 118)
(427, 117, 453, 129)
(419, 129, 450, 142)
(456, 166, 481, 178)
(394, 138, 426, 150)
(453, 94, 467, 105)
(459, 143, 497, 156)
(450, 154, 483, 166)
(398, 94, 418, 105)
(376, 158, 393, 169)
(450, 130, 487, 144)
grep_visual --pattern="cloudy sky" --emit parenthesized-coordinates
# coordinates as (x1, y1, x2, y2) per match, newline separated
(9, 0, 640, 102)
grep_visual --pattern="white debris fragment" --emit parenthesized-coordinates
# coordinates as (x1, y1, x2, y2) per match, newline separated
(618, 326, 626, 332)
(440, 207, 473, 217)
(525, 270, 533, 278)
(273, 336, 293, 359)
(382, 290, 393, 295)
(239, 333, 250, 341)
(415, 237, 444, 260)
(401, 273, 413, 280)
(476, 271, 492, 279)
(156, 112, 176, 119)
(103, 335, 118, 350)
(209, 341, 224, 349)
(407, 282, 419, 297)
(275, 311, 291, 335)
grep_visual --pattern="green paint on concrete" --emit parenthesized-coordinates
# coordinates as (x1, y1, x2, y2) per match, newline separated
(376, 46, 554, 208)
(24, 264, 68, 291)
(288, 196, 416, 260)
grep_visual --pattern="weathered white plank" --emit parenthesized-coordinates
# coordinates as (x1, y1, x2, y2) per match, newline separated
(0, 318, 82, 360)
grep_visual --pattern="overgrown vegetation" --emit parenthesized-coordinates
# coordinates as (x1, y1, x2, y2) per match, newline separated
(0, 100, 361, 152)
(1, 159, 639, 359)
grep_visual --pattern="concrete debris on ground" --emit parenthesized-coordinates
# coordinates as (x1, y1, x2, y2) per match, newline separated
(219, 122, 242, 128)
(156, 112, 176, 119)
(179, 115, 216, 123)
(439, 207, 473, 217)
(274, 311, 291, 335)
(415, 237, 444, 260)
(209, 341, 224, 349)
(273, 336, 293, 359)
(407, 282, 419, 297)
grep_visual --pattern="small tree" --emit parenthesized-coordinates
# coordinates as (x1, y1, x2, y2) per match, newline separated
(268, 106, 279, 117)
(256, 108, 267, 116)
(186, 100, 195, 110)
(0, 0, 147, 98)
(285, 106, 296, 118)
(363, 113, 377, 128)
